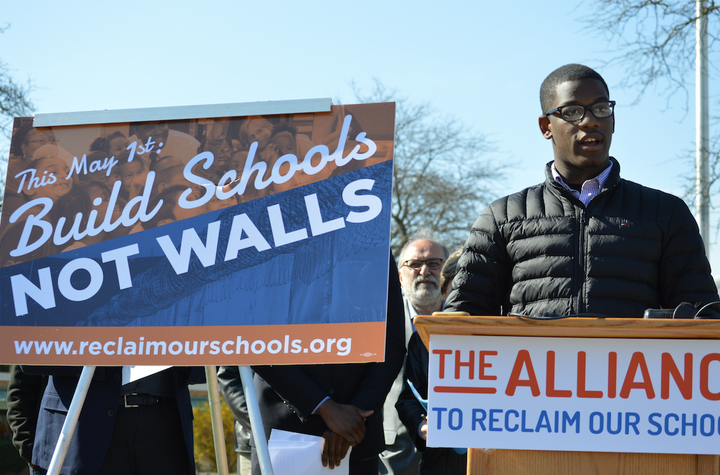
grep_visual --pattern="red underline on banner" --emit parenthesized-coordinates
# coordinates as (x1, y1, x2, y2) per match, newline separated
(433, 386, 497, 394)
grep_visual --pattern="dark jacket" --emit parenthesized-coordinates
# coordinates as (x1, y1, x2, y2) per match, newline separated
(446, 158, 718, 317)
(395, 332, 428, 453)
(252, 256, 406, 463)
(396, 332, 466, 475)
(7, 365, 47, 464)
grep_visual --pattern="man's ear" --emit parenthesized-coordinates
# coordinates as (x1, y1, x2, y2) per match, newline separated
(539, 115, 553, 140)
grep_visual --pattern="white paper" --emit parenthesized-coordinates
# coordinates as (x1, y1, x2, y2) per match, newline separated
(121, 366, 170, 385)
(268, 429, 351, 475)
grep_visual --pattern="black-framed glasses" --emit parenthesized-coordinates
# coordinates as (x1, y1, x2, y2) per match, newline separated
(401, 258, 444, 271)
(545, 101, 616, 123)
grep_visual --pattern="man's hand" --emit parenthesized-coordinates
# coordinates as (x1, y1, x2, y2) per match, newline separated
(316, 399, 373, 446)
(321, 430, 351, 469)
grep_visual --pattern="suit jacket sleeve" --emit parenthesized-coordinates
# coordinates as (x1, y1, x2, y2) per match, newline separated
(252, 363, 330, 421)
(348, 255, 405, 410)
(253, 255, 406, 419)
(217, 366, 252, 434)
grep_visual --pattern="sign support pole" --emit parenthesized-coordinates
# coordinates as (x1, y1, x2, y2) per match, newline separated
(46, 366, 96, 475)
(239, 366, 274, 475)
(206, 365, 230, 475)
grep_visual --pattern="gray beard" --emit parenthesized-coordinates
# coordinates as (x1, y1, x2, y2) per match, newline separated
(404, 275, 443, 310)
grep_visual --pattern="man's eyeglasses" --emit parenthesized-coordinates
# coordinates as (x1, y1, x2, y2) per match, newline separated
(401, 258, 444, 271)
(545, 101, 616, 123)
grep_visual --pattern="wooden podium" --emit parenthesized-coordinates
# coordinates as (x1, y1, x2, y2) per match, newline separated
(413, 315, 720, 475)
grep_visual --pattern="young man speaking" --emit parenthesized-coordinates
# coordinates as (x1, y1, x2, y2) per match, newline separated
(446, 64, 718, 318)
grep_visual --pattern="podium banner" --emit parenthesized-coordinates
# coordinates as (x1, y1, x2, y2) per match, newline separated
(427, 334, 720, 455)
(0, 103, 395, 365)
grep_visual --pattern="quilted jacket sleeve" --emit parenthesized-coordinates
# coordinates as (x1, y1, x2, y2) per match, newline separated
(658, 194, 719, 308)
(445, 202, 509, 316)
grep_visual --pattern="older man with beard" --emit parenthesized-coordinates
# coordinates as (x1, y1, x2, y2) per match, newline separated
(380, 231, 448, 475)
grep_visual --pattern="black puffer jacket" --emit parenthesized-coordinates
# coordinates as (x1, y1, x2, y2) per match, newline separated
(445, 158, 718, 318)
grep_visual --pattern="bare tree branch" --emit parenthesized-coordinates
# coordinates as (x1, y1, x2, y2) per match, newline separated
(351, 79, 504, 256)
(0, 61, 34, 140)
(589, 0, 720, 104)
(590, 1, 720, 243)
(0, 24, 35, 212)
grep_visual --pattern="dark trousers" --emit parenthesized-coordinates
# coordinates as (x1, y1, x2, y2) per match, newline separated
(420, 448, 467, 475)
(96, 399, 191, 475)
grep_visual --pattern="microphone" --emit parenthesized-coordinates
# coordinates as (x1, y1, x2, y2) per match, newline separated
(643, 301, 720, 319)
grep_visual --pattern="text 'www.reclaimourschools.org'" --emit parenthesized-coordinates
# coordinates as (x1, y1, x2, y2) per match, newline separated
(14, 335, 354, 357)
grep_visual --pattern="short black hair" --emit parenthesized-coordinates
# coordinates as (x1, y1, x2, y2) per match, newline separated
(540, 64, 609, 114)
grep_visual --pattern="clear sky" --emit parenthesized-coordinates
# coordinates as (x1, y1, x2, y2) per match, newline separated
(2, 0, 719, 278)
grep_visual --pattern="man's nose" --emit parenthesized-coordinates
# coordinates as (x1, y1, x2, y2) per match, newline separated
(578, 110, 600, 128)
(419, 264, 433, 276)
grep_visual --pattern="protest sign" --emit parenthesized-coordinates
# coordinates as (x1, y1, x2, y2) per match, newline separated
(427, 334, 720, 455)
(0, 102, 395, 366)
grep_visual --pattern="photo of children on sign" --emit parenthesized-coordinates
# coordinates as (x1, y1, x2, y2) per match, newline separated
(0, 103, 395, 366)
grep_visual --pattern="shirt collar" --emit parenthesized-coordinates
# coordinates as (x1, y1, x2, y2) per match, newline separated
(551, 161, 613, 187)
(551, 161, 613, 206)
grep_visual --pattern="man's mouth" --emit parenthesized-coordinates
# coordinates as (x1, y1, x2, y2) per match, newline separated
(415, 279, 437, 289)
(579, 136, 603, 150)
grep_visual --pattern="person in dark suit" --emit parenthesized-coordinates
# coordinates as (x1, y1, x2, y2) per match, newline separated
(380, 231, 448, 475)
(395, 249, 467, 475)
(250, 256, 406, 474)
(13, 366, 203, 475)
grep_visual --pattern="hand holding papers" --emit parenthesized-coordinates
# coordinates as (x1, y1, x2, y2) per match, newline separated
(268, 429, 351, 475)
(321, 430, 351, 469)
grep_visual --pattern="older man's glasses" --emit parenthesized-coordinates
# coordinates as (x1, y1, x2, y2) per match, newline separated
(401, 258, 444, 271)
(545, 101, 616, 123)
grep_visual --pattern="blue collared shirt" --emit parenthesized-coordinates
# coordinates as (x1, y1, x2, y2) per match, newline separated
(551, 161, 613, 207)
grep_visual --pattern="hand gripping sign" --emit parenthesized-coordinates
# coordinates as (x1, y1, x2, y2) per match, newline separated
(0, 100, 396, 366)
